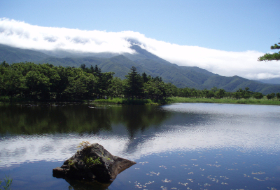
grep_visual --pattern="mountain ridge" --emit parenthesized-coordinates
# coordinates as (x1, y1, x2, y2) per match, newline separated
(0, 43, 279, 94)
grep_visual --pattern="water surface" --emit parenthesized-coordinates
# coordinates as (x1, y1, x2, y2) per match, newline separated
(0, 103, 280, 190)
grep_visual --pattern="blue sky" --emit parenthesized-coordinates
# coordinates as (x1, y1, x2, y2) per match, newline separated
(1, 0, 279, 52)
(0, 0, 279, 79)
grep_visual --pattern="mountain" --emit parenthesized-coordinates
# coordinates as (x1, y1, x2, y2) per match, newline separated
(0, 43, 280, 94)
(257, 78, 280, 85)
(0, 44, 50, 63)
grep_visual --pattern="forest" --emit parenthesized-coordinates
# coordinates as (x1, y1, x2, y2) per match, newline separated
(0, 61, 279, 103)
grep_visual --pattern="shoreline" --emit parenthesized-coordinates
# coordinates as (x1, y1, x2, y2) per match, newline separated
(1, 96, 280, 106)
(89, 97, 280, 106)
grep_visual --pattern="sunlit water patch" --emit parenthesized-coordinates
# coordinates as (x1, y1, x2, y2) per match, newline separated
(0, 103, 280, 189)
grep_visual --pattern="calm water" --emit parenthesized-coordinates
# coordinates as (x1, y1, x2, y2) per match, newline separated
(0, 103, 280, 190)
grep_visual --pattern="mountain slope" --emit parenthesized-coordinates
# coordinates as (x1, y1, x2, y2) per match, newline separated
(201, 75, 280, 94)
(125, 45, 171, 65)
(0, 43, 279, 94)
(257, 78, 280, 85)
(40, 55, 150, 79)
(0, 44, 50, 63)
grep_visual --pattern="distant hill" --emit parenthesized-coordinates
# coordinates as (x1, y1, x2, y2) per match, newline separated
(257, 78, 280, 85)
(1, 43, 280, 94)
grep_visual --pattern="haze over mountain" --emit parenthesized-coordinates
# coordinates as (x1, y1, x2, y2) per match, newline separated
(1, 43, 280, 95)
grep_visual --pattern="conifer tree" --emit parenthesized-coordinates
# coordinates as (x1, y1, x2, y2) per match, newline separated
(124, 66, 143, 99)
(258, 42, 280, 61)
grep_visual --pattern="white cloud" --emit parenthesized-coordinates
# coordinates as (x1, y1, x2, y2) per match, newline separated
(0, 18, 136, 53)
(0, 18, 279, 80)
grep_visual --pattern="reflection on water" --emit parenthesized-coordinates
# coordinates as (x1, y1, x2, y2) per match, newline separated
(0, 104, 170, 137)
(1, 103, 280, 189)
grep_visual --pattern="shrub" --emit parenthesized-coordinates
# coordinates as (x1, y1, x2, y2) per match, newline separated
(77, 141, 90, 151)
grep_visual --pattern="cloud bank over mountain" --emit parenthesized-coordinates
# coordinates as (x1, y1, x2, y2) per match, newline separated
(0, 18, 279, 80)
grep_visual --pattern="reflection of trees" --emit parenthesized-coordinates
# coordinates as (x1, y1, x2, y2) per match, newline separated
(117, 106, 170, 138)
(0, 104, 112, 135)
(0, 104, 171, 136)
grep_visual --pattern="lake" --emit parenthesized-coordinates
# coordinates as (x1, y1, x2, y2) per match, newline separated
(0, 103, 280, 190)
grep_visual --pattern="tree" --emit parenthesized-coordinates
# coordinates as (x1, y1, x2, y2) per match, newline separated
(266, 93, 275, 100)
(253, 92, 263, 99)
(85, 74, 98, 98)
(165, 83, 178, 97)
(215, 89, 225, 99)
(124, 67, 143, 99)
(258, 42, 280, 61)
(190, 88, 198, 97)
(108, 77, 124, 98)
(39, 64, 60, 99)
(211, 87, 218, 93)
(142, 72, 149, 83)
(1, 61, 9, 68)
(178, 87, 191, 97)
(243, 87, 251, 99)
(203, 89, 214, 98)
(276, 92, 280, 100)
(2, 69, 26, 98)
(94, 65, 101, 77)
(80, 64, 86, 70)
(63, 69, 89, 100)
(233, 89, 243, 99)
(97, 72, 114, 97)
(25, 71, 50, 99)
(143, 80, 169, 101)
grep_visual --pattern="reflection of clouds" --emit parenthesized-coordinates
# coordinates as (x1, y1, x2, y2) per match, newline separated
(1, 103, 280, 167)
(1, 121, 280, 167)
(0, 135, 129, 167)
(131, 123, 280, 160)
(162, 103, 280, 117)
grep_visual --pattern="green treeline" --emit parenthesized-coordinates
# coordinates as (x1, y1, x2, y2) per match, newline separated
(0, 61, 279, 102)
(0, 62, 174, 101)
(176, 86, 279, 100)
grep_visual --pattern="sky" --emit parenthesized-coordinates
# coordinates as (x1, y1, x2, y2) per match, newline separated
(0, 0, 279, 80)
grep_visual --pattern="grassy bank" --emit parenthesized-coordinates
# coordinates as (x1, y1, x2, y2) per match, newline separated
(1, 96, 280, 106)
(166, 97, 280, 105)
(93, 97, 280, 105)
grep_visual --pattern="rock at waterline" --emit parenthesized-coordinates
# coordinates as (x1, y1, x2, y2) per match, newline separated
(53, 143, 136, 183)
